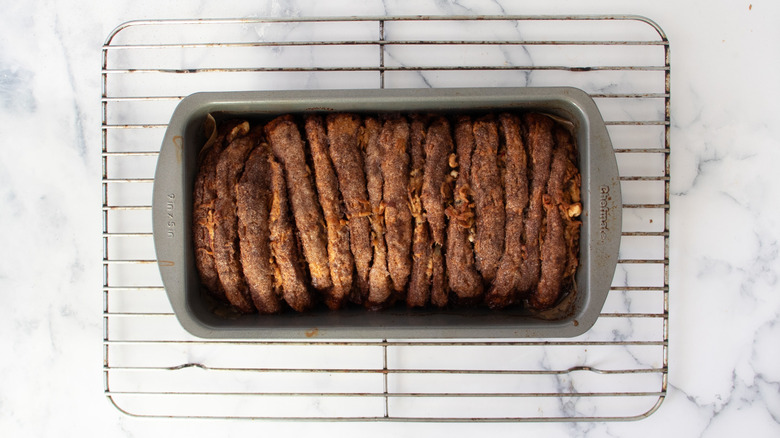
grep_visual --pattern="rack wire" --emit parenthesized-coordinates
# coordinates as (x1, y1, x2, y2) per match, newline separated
(102, 15, 670, 421)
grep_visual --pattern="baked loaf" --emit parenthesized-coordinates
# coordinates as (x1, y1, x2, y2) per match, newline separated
(193, 112, 582, 314)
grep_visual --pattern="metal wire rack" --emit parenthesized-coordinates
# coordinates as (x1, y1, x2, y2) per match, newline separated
(102, 15, 669, 421)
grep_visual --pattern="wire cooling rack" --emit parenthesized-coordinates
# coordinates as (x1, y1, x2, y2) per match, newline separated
(102, 15, 669, 421)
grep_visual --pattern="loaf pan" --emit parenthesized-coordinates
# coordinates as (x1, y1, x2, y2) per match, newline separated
(152, 87, 621, 339)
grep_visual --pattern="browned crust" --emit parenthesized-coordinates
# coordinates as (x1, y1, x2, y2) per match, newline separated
(305, 115, 353, 309)
(269, 158, 314, 312)
(362, 116, 393, 308)
(193, 120, 249, 300)
(554, 127, 582, 281)
(486, 113, 529, 309)
(516, 113, 555, 294)
(265, 115, 332, 291)
(199, 112, 579, 314)
(379, 117, 413, 293)
(407, 221, 433, 307)
(236, 138, 281, 314)
(470, 115, 504, 283)
(407, 116, 432, 307)
(430, 246, 448, 307)
(445, 116, 483, 301)
(421, 117, 453, 246)
(538, 144, 569, 307)
(214, 126, 260, 313)
(326, 114, 372, 300)
(422, 117, 455, 307)
(531, 194, 566, 309)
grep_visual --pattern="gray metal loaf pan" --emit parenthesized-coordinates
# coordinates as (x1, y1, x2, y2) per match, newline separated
(152, 87, 621, 339)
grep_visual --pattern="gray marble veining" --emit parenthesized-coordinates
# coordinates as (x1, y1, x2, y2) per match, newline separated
(0, 0, 778, 436)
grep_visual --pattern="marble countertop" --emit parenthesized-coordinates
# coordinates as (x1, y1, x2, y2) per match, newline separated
(1, 0, 778, 436)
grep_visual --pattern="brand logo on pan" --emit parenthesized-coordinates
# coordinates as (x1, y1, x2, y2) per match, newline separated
(166, 193, 175, 238)
(599, 186, 610, 240)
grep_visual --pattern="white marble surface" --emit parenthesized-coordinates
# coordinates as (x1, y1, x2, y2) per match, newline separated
(1, 0, 779, 436)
